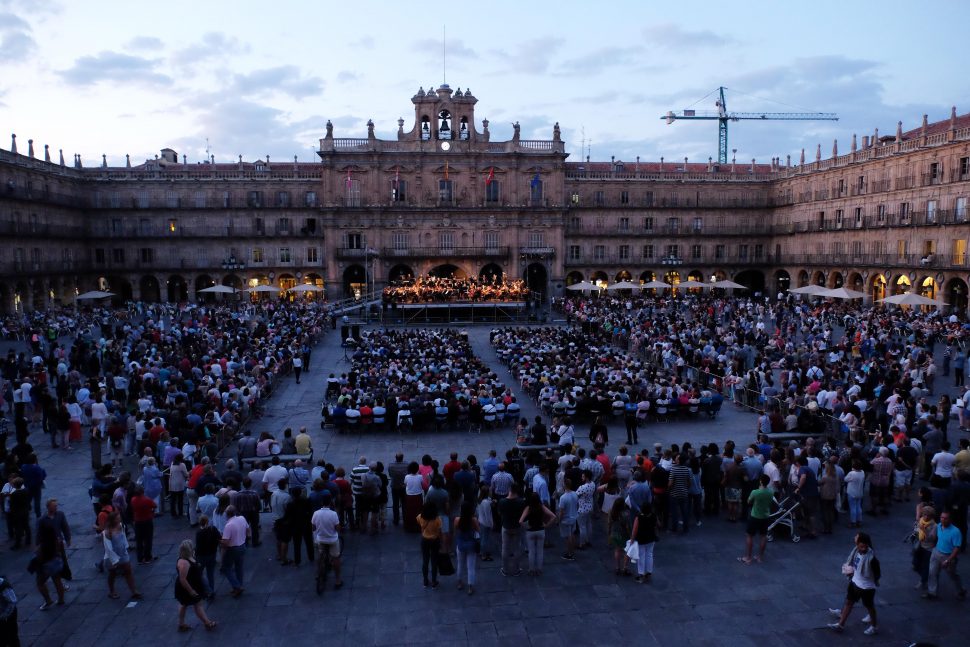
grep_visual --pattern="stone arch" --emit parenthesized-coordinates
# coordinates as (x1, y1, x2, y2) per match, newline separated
(846, 272, 865, 294)
(893, 274, 912, 296)
(343, 265, 366, 298)
(102, 276, 132, 306)
(945, 277, 968, 316)
(0, 283, 10, 315)
(429, 263, 466, 279)
(811, 270, 826, 286)
(663, 270, 681, 287)
(590, 270, 609, 287)
(870, 274, 887, 302)
(139, 275, 161, 303)
(615, 270, 632, 283)
(797, 270, 810, 288)
(918, 275, 937, 299)
(222, 274, 243, 290)
(166, 275, 188, 302)
(733, 270, 766, 294)
(639, 270, 656, 284)
(480, 263, 504, 284)
(388, 264, 414, 284)
(566, 271, 585, 286)
(828, 271, 844, 289)
(525, 263, 547, 299)
(774, 269, 791, 294)
(195, 274, 215, 294)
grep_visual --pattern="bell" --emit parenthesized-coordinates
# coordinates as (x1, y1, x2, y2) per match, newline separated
(440, 119, 451, 133)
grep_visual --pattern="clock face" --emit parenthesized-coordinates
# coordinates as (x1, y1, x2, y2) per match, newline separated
(440, 141, 451, 151)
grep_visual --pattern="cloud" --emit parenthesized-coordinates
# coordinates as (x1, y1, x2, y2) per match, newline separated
(487, 36, 565, 75)
(58, 51, 173, 86)
(231, 65, 325, 99)
(642, 22, 733, 49)
(336, 70, 358, 83)
(173, 98, 326, 161)
(554, 46, 645, 76)
(350, 35, 374, 49)
(126, 35, 163, 50)
(170, 31, 249, 67)
(0, 10, 36, 62)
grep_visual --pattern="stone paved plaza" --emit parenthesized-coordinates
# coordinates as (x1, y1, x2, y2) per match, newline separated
(1, 323, 966, 646)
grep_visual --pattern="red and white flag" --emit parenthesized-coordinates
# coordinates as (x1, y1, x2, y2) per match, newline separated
(485, 167, 494, 186)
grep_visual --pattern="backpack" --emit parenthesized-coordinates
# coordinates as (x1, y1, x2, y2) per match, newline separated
(0, 576, 17, 620)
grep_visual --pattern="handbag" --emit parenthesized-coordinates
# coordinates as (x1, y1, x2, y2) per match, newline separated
(624, 540, 639, 564)
(436, 551, 455, 576)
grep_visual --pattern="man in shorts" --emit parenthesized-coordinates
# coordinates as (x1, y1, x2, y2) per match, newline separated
(558, 479, 579, 561)
(828, 532, 879, 635)
(311, 492, 343, 589)
(739, 474, 773, 565)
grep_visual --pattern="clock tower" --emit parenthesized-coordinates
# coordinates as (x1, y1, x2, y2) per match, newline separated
(401, 84, 480, 143)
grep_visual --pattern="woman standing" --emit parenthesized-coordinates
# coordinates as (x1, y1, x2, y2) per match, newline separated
(403, 462, 424, 533)
(818, 462, 840, 534)
(453, 501, 480, 594)
(913, 505, 937, 592)
(417, 501, 443, 589)
(141, 458, 163, 512)
(475, 485, 494, 562)
(174, 539, 217, 632)
(518, 492, 555, 576)
(168, 454, 188, 519)
(844, 460, 866, 528)
(101, 512, 142, 601)
(589, 416, 608, 447)
(195, 515, 220, 599)
(608, 497, 632, 576)
(631, 501, 659, 583)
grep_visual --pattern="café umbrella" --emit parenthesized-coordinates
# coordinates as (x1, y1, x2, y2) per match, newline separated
(878, 292, 946, 307)
(606, 281, 641, 291)
(198, 285, 237, 294)
(75, 290, 115, 300)
(566, 280, 602, 291)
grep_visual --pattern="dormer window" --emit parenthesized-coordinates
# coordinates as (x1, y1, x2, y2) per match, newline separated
(438, 109, 451, 139)
(421, 116, 431, 141)
(255, 162, 265, 172)
(459, 117, 469, 141)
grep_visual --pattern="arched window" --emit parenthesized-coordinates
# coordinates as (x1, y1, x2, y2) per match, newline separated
(438, 109, 452, 139)
(421, 116, 431, 141)
(459, 116, 469, 141)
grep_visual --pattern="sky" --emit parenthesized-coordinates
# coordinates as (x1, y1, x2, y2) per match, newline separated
(1, 0, 969, 168)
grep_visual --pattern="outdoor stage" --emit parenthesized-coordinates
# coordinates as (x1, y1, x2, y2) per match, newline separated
(383, 300, 531, 324)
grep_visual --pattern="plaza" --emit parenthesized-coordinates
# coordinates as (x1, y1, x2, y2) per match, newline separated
(0, 315, 966, 646)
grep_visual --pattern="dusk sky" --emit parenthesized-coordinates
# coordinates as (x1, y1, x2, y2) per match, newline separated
(1, 0, 968, 167)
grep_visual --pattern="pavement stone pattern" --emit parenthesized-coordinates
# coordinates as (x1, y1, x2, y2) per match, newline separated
(0, 323, 966, 646)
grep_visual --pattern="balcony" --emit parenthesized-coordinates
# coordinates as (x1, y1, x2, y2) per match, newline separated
(0, 221, 88, 238)
(519, 246, 555, 260)
(379, 246, 510, 260)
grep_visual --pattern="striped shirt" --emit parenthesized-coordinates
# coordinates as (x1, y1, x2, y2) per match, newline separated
(668, 465, 692, 498)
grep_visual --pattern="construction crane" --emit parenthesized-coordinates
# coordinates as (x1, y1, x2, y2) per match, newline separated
(662, 86, 838, 164)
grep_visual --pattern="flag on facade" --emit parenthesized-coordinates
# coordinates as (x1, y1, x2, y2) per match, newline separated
(530, 171, 540, 188)
(485, 167, 494, 186)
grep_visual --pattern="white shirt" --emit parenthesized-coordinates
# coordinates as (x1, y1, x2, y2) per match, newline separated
(312, 507, 340, 543)
(262, 464, 288, 492)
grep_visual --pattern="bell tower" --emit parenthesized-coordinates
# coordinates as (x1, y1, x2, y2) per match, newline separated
(406, 84, 477, 142)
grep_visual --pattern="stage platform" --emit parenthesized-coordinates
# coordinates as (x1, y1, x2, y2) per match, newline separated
(383, 300, 532, 324)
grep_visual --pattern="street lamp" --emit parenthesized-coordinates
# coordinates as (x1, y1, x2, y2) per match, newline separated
(221, 255, 246, 271)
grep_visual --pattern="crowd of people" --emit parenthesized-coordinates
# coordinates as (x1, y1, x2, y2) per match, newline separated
(382, 276, 530, 305)
(322, 328, 520, 433)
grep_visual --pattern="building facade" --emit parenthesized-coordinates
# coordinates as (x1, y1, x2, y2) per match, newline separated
(2, 85, 969, 313)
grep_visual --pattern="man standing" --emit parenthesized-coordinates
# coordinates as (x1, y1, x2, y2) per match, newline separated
(292, 353, 303, 384)
(311, 492, 343, 591)
(925, 510, 966, 600)
(498, 483, 526, 576)
(234, 477, 262, 546)
(220, 506, 250, 598)
(19, 455, 46, 519)
(739, 475, 773, 565)
(129, 486, 157, 564)
(558, 479, 579, 561)
(388, 453, 408, 526)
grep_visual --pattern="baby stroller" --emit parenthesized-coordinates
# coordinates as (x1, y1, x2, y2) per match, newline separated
(767, 493, 802, 543)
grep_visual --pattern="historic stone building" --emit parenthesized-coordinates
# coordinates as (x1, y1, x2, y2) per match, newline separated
(1, 85, 969, 313)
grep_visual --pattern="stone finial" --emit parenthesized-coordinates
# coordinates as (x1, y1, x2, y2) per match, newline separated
(553, 122, 561, 142)
(896, 120, 903, 143)
(182, 154, 187, 165)
(750, 158, 756, 173)
(862, 136, 869, 149)
(708, 156, 713, 172)
(102, 154, 107, 168)
(59, 149, 64, 166)
(799, 148, 805, 165)
(238, 154, 243, 163)
(683, 157, 688, 171)
(126, 154, 131, 168)
(44, 144, 50, 162)
(397, 117, 405, 137)
(921, 114, 928, 131)
(265, 155, 270, 164)
(832, 139, 838, 157)
(294, 155, 298, 164)
(75, 154, 82, 168)
(816, 143, 821, 161)
(873, 127, 879, 144)
(660, 156, 664, 171)
(786, 154, 791, 168)
(27, 139, 34, 158)
(10, 133, 16, 154)
(950, 106, 957, 129)
(851, 134, 857, 152)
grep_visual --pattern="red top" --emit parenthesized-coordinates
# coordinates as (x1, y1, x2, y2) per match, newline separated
(442, 460, 462, 482)
(130, 495, 157, 522)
